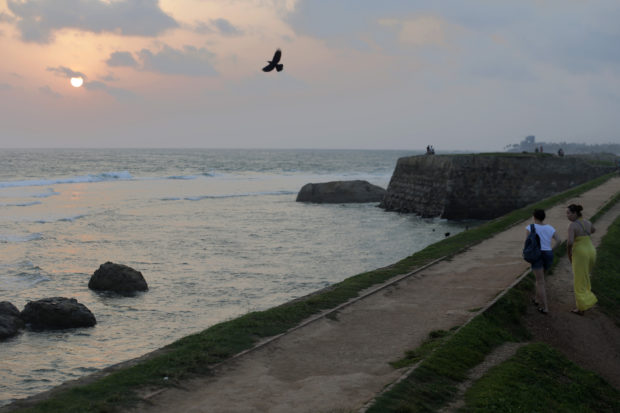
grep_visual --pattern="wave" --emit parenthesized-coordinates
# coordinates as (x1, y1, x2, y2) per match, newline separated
(0, 171, 133, 189)
(0, 261, 50, 291)
(0, 233, 44, 243)
(35, 214, 87, 224)
(32, 188, 60, 198)
(162, 190, 296, 202)
(0, 201, 42, 207)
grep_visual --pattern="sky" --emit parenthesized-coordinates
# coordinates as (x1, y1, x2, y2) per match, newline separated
(0, 0, 619, 150)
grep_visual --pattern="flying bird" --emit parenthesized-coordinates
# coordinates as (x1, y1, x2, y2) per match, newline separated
(262, 49, 283, 72)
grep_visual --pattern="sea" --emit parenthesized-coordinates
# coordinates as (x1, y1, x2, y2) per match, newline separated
(0, 148, 470, 406)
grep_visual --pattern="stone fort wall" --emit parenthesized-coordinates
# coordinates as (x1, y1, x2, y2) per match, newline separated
(379, 154, 614, 220)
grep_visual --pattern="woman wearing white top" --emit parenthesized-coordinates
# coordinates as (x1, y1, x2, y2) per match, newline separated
(526, 209, 560, 314)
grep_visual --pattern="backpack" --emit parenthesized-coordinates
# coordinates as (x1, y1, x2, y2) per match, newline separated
(523, 224, 542, 263)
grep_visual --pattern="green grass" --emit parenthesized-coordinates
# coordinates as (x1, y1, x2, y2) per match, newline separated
(8, 173, 616, 413)
(591, 191, 620, 223)
(462, 343, 620, 413)
(389, 329, 455, 369)
(592, 213, 620, 325)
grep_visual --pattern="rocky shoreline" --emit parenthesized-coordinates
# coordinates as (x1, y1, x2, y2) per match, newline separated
(0, 262, 147, 340)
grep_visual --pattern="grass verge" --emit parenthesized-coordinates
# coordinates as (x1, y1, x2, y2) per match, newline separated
(462, 343, 620, 413)
(592, 213, 620, 325)
(6, 173, 616, 413)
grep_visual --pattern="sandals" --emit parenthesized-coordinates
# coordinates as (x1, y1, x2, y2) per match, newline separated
(571, 309, 584, 316)
(537, 307, 548, 315)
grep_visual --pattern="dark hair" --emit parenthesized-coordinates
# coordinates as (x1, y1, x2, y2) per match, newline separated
(567, 204, 583, 217)
(533, 209, 546, 221)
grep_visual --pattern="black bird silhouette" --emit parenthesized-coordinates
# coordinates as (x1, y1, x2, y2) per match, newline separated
(262, 49, 283, 72)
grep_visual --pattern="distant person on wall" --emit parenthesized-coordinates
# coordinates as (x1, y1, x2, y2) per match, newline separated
(535, 147, 539, 153)
(566, 204, 597, 315)
(558, 148, 564, 157)
(526, 209, 560, 314)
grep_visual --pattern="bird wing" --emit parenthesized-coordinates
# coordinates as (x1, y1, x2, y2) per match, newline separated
(272, 49, 281, 64)
(262, 62, 275, 72)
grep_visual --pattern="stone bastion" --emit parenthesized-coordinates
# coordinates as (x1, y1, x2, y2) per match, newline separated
(379, 153, 615, 220)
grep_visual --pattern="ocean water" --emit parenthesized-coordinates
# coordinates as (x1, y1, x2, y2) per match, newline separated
(0, 148, 469, 406)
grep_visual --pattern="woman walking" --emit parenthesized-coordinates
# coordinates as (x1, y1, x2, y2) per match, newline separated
(566, 204, 597, 315)
(526, 209, 559, 314)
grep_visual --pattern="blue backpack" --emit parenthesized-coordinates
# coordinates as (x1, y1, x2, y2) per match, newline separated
(523, 224, 542, 263)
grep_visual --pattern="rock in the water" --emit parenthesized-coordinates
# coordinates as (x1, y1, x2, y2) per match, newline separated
(296, 180, 386, 204)
(20, 297, 96, 330)
(89, 262, 148, 295)
(0, 301, 24, 340)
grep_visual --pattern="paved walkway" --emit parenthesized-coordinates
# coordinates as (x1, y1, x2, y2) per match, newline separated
(130, 177, 620, 413)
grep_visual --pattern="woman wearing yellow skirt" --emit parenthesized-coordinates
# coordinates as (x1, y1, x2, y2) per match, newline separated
(566, 204, 597, 315)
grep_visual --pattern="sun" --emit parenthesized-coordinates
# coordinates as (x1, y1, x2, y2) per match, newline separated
(70, 77, 84, 88)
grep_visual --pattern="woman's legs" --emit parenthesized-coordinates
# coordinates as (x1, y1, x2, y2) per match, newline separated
(533, 267, 548, 312)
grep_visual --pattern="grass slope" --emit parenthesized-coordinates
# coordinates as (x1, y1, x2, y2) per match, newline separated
(462, 343, 620, 413)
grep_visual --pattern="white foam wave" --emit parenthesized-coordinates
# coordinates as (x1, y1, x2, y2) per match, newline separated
(0, 171, 133, 189)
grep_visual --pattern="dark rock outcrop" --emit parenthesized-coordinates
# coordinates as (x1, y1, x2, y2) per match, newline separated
(380, 154, 614, 220)
(0, 301, 24, 340)
(89, 262, 148, 295)
(296, 180, 386, 204)
(20, 297, 96, 330)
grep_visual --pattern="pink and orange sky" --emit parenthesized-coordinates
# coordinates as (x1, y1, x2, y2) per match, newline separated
(1, 0, 619, 150)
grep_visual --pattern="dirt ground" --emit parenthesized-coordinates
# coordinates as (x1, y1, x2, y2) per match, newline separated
(117, 177, 618, 413)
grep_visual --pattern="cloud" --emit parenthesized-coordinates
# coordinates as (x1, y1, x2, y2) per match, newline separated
(47, 66, 87, 79)
(0, 83, 13, 91)
(210, 18, 242, 36)
(138, 45, 217, 76)
(106, 51, 138, 67)
(39, 85, 61, 98)
(379, 16, 449, 47)
(194, 18, 243, 36)
(7, 0, 178, 43)
(84, 80, 136, 101)
(0, 11, 15, 22)
(100, 73, 120, 82)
